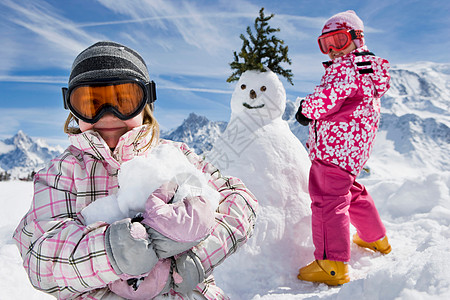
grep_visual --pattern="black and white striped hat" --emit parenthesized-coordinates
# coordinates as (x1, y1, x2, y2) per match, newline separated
(68, 41, 150, 88)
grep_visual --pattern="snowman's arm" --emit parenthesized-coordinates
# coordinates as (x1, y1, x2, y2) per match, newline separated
(302, 61, 358, 120)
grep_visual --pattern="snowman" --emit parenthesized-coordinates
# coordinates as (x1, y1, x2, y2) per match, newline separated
(207, 68, 313, 294)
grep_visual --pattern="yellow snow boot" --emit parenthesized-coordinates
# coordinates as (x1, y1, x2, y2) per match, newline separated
(353, 233, 392, 254)
(297, 260, 350, 286)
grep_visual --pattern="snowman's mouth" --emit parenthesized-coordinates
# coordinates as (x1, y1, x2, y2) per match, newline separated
(243, 102, 265, 109)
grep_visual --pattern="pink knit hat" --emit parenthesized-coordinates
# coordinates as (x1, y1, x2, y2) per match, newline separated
(322, 10, 365, 48)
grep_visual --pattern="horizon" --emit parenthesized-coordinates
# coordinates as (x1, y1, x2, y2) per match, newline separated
(1, 0, 449, 147)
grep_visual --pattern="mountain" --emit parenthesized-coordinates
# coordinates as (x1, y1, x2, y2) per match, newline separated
(0, 130, 63, 178)
(383, 62, 450, 122)
(2, 62, 449, 178)
(160, 62, 449, 174)
(161, 112, 227, 155)
(284, 61, 450, 176)
(374, 62, 450, 173)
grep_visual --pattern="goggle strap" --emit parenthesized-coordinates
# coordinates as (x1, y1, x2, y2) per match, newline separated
(350, 30, 364, 40)
(148, 81, 157, 103)
(62, 87, 69, 110)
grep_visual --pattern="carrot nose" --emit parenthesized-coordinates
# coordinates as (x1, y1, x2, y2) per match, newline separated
(250, 90, 257, 99)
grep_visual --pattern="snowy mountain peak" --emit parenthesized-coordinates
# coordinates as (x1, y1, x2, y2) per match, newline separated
(7, 130, 34, 151)
(161, 112, 227, 154)
(180, 113, 214, 130)
(0, 131, 62, 178)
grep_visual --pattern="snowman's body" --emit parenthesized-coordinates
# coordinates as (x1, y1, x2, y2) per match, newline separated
(208, 70, 313, 295)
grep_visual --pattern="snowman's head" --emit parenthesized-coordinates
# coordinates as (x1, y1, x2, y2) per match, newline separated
(230, 69, 286, 122)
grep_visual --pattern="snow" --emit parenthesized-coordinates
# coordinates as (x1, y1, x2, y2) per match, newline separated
(3, 169, 450, 299)
(0, 181, 54, 299)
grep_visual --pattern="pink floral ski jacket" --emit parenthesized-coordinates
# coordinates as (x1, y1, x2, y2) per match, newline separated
(301, 46, 391, 175)
(13, 126, 258, 300)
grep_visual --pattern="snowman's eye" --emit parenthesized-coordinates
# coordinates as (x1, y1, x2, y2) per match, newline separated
(260, 86, 267, 92)
(241, 84, 246, 90)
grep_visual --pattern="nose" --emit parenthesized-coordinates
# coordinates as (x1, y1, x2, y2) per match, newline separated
(98, 111, 121, 122)
(250, 89, 257, 99)
(101, 112, 116, 119)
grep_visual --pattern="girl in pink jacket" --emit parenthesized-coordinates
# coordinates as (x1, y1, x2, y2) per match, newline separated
(295, 11, 391, 285)
(13, 41, 258, 299)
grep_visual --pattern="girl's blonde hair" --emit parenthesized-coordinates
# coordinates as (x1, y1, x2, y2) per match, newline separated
(63, 104, 160, 150)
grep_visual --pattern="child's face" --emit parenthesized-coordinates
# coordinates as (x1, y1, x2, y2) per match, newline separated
(79, 112, 143, 149)
(327, 41, 356, 60)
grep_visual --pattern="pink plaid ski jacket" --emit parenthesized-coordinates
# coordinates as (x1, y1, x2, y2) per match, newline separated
(301, 46, 390, 175)
(13, 126, 258, 299)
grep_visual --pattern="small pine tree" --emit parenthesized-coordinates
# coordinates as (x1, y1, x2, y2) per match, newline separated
(227, 7, 294, 85)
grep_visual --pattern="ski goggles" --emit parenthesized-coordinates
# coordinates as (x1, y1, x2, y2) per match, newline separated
(318, 29, 364, 54)
(62, 78, 156, 124)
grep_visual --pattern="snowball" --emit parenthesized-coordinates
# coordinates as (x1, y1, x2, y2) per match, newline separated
(81, 143, 220, 224)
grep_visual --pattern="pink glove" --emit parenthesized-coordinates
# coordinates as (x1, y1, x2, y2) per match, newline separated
(108, 260, 171, 300)
(142, 181, 215, 245)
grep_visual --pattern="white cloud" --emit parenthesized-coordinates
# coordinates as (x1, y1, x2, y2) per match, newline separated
(0, 75, 67, 84)
(159, 85, 232, 95)
(0, 0, 102, 71)
(94, 0, 256, 54)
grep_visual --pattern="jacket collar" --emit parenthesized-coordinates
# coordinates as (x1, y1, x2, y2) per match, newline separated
(69, 125, 154, 169)
(322, 45, 371, 68)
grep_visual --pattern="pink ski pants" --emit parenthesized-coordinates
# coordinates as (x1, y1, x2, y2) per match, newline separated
(309, 160, 386, 262)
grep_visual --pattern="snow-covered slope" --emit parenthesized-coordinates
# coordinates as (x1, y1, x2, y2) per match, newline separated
(383, 62, 450, 124)
(375, 62, 450, 174)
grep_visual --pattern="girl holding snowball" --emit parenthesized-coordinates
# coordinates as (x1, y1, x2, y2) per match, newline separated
(13, 41, 257, 299)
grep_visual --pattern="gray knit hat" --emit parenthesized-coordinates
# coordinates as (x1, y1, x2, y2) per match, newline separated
(68, 41, 150, 88)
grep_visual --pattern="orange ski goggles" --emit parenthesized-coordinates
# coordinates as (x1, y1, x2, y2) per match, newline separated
(318, 29, 364, 54)
(62, 79, 156, 123)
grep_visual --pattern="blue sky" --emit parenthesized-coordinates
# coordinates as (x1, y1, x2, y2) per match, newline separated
(0, 0, 449, 147)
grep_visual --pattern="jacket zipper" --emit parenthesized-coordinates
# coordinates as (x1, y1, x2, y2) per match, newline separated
(314, 120, 318, 144)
